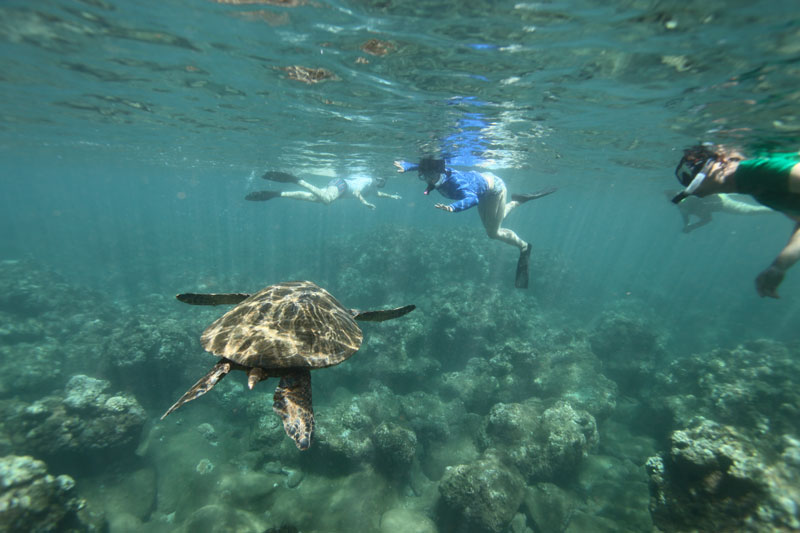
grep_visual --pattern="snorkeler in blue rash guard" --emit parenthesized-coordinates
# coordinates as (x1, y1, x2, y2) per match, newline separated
(394, 157, 556, 289)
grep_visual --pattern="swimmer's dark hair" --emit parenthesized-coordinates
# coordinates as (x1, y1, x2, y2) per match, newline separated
(683, 143, 744, 163)
(682, 144, 719, 163)
(418, 157, 446, 175)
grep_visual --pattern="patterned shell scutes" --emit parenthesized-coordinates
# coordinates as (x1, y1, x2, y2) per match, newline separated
(200, 281, 362, 369)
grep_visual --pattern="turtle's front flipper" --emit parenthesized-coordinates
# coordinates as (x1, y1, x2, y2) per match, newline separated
(352, 305, 416, 322)
(273, 369, 314, 450)
(161, 359, 231, 419)
(176, 293, 251, 306)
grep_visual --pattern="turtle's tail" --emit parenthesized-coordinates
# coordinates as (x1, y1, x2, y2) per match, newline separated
(161, 359, 231, 420)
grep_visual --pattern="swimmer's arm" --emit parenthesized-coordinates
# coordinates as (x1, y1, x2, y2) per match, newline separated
(393, 160, 417, 173)
(353, 191, 376, 209)
(676, 203, 692, 231)
(446, 193, 479, 212)
(684, 217, 712, 233)
(718, 194, 772, 214)
(774, 221, 800, 272)
(376, 191, 401, 200)
(790, 163, 800, 193)
(755, 220, 800, 298)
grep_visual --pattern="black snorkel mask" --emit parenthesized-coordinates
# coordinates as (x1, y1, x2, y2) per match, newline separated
(671, 155, 715, 204)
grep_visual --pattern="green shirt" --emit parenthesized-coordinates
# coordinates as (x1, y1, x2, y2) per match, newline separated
(734, 155, 800, 216)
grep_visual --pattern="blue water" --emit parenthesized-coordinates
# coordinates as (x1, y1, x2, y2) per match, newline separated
(2, 1, 800, 531)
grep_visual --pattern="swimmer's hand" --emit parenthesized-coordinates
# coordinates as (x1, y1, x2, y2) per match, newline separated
(389, 194, 402, 200)
(435, 203, 454, 212)
(755, 265, 784, 298)
(394, 160, 420, 173)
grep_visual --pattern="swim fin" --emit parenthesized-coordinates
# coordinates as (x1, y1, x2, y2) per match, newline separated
(262, 171, 299, 183)
(512, 187, 557, 204)
(515, 244, 532, 289)
(245, 190, 280, 201)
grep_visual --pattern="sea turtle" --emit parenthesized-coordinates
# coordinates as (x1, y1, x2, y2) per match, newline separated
(161, 280, 415, 450)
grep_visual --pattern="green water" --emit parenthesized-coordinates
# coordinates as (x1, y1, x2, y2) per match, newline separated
(1, 1, 799, 532)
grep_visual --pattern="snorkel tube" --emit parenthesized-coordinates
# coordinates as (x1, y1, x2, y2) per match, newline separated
(672, 144, 721, 204)
(671, 159, 713, 203)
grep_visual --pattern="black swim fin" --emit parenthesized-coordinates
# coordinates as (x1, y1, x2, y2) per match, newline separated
(262, 171, 299, 183)
(245, 190, 280, 201)
(512, 187, 557, 204)
(515, 244, 532, 289)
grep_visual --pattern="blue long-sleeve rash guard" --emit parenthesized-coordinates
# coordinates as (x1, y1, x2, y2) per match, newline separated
(436, 169, 490, 212)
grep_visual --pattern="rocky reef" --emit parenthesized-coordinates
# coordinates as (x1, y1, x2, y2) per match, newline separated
(646, 417, 800, 532)
(588, 311, 667, 396)
(5, 375, 147, 473)
(640, 339, 800, 532)
(3, 227, 799, 533)
(481, 400, 598, 482)
(0, 455, 88, 532)
(0, 260, 119, 400)
(438, 450, 525, 533)
(645, 339, 800, 435)
(99, 315, 199, 411)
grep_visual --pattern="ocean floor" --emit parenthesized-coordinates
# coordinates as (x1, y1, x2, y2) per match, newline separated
(1, 227, 799, 533)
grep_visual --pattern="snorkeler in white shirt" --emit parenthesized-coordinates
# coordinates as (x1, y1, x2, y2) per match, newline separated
(246, 171, 400, 210)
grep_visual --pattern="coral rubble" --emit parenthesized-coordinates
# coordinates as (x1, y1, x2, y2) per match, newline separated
(0, 455, 85, 532)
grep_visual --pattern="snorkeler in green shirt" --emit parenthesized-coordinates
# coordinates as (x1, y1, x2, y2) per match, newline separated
(671, 144, 800, 298)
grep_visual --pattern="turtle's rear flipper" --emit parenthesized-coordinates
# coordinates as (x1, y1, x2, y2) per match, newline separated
(262, 171, 299, 183)
(176, 293, 251, 306)
(273, 369, 314, 450)
(352, 305, 416, 322)
(512, 187, 558, 204)
(161, 359, 232, 420)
